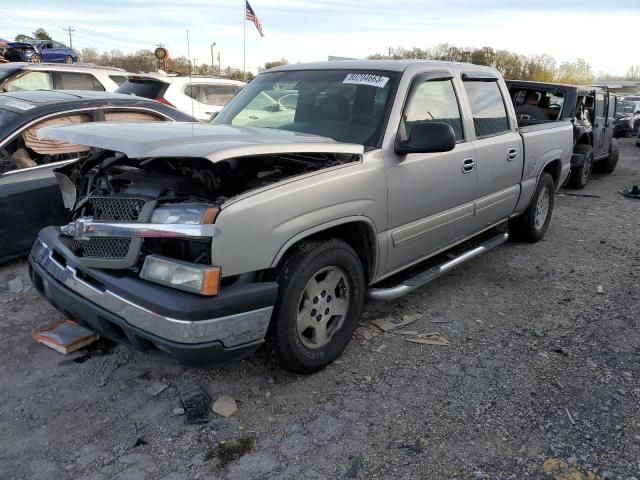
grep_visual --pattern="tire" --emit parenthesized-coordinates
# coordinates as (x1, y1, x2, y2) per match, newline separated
(509, 172, 555, 243)
(31, 53, 41, 63)
(269, 238, 365, 374)
(64, 55, 73, 64)
(566, 144, 593, 189)
(593, 138, 619, 174)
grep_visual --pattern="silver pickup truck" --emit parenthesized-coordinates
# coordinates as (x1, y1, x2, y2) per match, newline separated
(29, 60, 572, 373)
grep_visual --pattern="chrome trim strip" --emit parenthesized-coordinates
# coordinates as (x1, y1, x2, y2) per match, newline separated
(367, 232, 508, 301)
(32, 240, 271, 346)
(60, 217, 218, 238)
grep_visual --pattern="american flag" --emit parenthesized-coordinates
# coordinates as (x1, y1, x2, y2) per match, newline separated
(245, 1, 264, 37)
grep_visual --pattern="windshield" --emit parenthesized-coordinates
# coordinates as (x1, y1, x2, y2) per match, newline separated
(212, 69, 399, 148)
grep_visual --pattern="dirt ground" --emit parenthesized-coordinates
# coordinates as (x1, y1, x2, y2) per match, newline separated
(1, 138, 639, 480)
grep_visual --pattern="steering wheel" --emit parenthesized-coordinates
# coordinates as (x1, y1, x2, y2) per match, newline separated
(348, 114, 376, 127)
(549, 104, 562, 110)
(277, 93, 299, 110)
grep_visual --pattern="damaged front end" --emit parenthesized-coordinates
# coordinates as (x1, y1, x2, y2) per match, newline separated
(53, 146, 359, 295)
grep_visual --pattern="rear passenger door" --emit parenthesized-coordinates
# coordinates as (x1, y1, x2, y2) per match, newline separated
(462, 76, 523, 230)
(384, 74, 477, 274)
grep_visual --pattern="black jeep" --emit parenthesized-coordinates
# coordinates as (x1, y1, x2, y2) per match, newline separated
(507, 81, 619, 189)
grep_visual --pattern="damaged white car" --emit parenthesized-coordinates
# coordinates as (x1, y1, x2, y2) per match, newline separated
(29, 61, 572, 373)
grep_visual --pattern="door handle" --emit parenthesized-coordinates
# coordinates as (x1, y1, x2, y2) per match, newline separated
(461, 158, 476, 173)
(507, 148, 519, 161)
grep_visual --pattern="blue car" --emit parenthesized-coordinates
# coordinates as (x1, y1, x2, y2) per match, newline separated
(3, 40, 78, 64)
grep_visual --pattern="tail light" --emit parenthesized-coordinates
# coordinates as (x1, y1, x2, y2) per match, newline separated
(154, 97, 174, 107)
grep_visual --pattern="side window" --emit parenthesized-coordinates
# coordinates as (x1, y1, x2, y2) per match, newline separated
(595, 94, 605, 117)
(56, 72, 105, 91)
(103, 110, 164, 122)
(1, 113, 92, 173)
(404, 79, 464, 141)
(200, 85, 239, 106)
(5, 71, 54, 92)
(464, 80, 510, 138)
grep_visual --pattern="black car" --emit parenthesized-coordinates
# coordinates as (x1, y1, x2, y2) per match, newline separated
(0, 90, 195, 262)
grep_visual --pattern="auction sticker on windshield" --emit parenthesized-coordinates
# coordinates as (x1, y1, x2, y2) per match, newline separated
(343, 73, 389, 88)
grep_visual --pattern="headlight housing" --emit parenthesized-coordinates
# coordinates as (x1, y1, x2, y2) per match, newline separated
(140, 255, 221, 295)
(151, 203, 219, 225)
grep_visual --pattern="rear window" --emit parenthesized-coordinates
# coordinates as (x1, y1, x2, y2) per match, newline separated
(116, 79, 168, 99)
(184, 84, 239, 106)
(109, 75, 128, 87)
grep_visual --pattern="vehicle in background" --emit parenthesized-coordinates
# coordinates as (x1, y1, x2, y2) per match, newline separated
(0, 63, 131, 93)
(613, 100, 640, 137)
(0, 39, 9, 63)
(116, 73, 245, 121)
(0, 90, 195, 263)
(31, 60, 572, 373)
(3, 40, 78, 64)
(507, 81, 619, 189)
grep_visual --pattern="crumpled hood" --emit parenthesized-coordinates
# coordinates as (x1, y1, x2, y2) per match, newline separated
(38, 122, 364, 161)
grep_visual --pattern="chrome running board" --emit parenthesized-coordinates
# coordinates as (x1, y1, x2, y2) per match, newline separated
(367, 232, 509, 301)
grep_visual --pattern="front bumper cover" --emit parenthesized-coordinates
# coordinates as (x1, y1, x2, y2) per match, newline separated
(29, 227, 279, 366)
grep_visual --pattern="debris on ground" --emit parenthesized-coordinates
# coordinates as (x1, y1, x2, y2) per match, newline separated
(212, 395, 238, 418)
(172, 407, 185, 416)
(344, 456, 362, 478)
(32, 320, 99, 354)
(557, 192, 601, 198)
(369, 313, 422, 332)
(144, 382, 169, 397)
(404, 333, 450, 346)
(178, 383, 210, 424)
(597, 285, 604, 294)
(620, 185, 640, 199)
(207, 436, 254, 468)
(133, 437, 148, 447)
(399, 437, 428, 453)
(8, 276, 24, 294)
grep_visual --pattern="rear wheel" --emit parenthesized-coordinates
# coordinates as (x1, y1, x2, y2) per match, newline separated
(566, 144, 593, 189)
(31, 54, 41, 63)
(64, 55, 73, 64)
(509, 172, 555, 243)
(269, 239, 365, 374)
(593, 138, 619, 174)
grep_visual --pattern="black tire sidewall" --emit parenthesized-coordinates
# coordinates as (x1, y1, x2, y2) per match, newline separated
(271, 241, 365, 373)
(568, 145, 593, 189)
(528, 174, 555, 240)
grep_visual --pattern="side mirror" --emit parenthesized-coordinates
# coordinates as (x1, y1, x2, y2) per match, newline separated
(395, 122, 456, 155)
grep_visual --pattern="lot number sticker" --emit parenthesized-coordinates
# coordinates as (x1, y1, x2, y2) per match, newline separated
(6, 100, 36, 111)
(343, 73, 389, 88)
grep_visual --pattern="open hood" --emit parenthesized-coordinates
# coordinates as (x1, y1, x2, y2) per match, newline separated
(37, 122, 364, 162)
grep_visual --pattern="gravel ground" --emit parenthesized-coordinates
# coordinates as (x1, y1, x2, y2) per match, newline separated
(1, 138, 639, 480)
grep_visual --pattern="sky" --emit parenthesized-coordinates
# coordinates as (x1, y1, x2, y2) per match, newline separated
(2, 1, 639, 76)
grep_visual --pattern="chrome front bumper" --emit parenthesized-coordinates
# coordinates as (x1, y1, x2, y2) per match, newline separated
(30, 239, 273, 347)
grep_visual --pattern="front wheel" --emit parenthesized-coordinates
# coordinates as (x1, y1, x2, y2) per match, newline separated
(31, 53, 41, 63)
(269, 239, 365, 374)
(509, 172, 555, 243)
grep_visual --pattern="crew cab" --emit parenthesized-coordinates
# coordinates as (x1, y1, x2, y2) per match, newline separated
(29, 61, 572, 373)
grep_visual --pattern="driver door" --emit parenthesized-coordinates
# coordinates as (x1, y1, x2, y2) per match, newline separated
(383, 75, 477, 275)
(592, 92, 608, 157)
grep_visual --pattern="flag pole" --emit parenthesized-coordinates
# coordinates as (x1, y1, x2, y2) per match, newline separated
(243, 0, 246, 80)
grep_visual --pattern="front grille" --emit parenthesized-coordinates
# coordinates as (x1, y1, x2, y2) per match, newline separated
(89, 197, 146, 222)
(70, 238, 131, 259)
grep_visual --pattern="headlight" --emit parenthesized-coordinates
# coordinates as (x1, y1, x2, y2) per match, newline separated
(140, 255, 221, 296)
(151, 203, 219, 224)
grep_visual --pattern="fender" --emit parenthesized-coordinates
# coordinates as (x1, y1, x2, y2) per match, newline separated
(270, 215, 380, 279)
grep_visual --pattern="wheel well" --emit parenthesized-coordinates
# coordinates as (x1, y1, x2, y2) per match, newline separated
(278, 222, 376, 283)
(542, 159, 561, 187)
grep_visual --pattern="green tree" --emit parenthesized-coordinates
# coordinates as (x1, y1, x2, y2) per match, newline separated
(555, 59, 593, 84)
(32, 28, 52, 40)
(14, 34, 33, 42)
(263, 58, 288, 71)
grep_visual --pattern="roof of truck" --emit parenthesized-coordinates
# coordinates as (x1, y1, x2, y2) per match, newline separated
(270, 60, 499, 74)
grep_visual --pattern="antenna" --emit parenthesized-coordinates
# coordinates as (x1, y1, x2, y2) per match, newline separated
(186, 29, 195, 121)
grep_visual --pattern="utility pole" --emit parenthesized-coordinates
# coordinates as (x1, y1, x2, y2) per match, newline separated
(63, 26, 76, 48)
(217, 52, 221, 75)
(210, 42, 216, 75)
